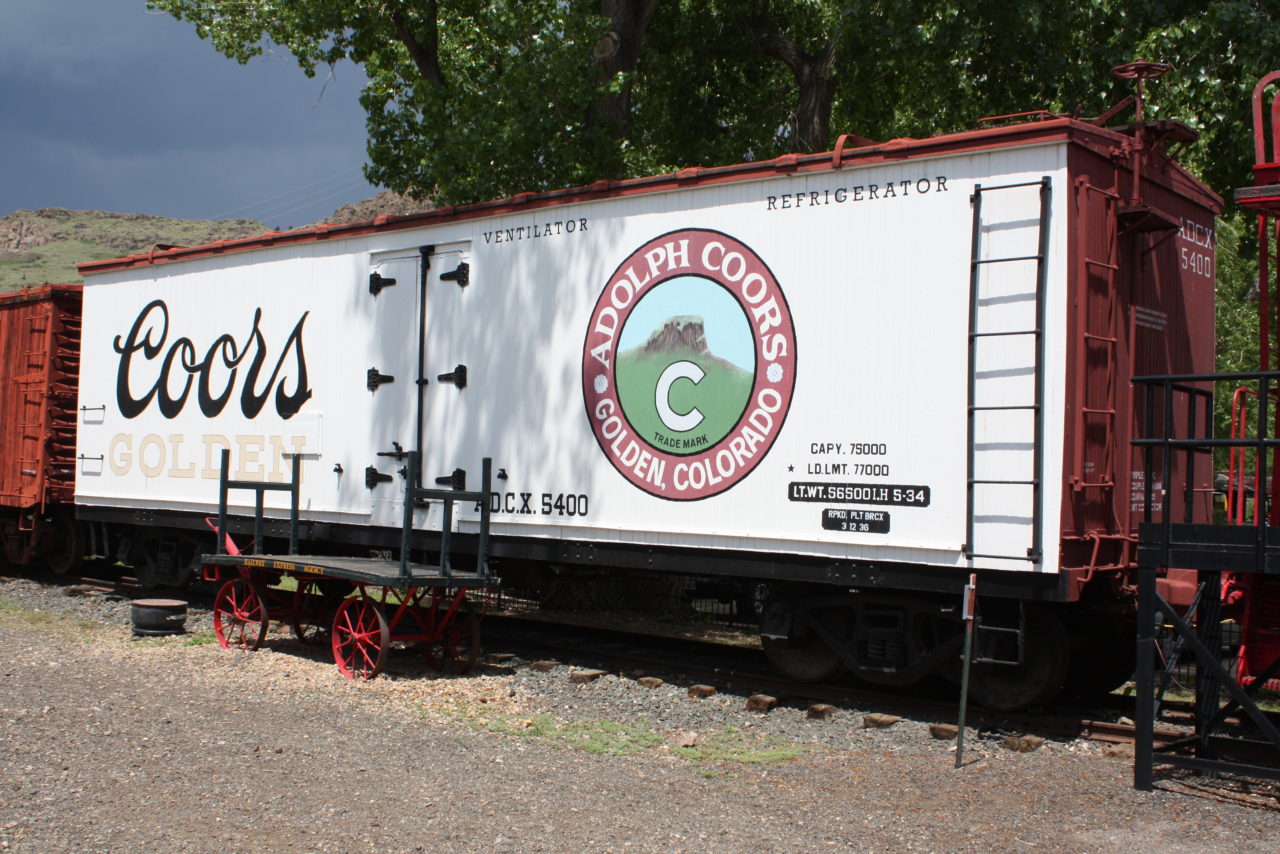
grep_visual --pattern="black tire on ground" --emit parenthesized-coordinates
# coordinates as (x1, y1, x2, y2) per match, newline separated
(130, 598, 188, 636)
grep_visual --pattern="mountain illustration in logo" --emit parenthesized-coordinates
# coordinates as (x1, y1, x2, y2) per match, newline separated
(639, 314, 707, 354)
(616, 315, 754, 455)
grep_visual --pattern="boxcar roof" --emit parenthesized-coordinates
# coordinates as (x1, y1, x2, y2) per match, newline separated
(0, 283, 83, 305)
(78, 117, 1221, 276)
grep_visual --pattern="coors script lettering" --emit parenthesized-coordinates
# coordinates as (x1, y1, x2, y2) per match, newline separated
(113, 300, 313, 420)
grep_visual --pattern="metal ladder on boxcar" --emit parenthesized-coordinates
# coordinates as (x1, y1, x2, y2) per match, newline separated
(42, 306, 79, 506)
(1071, 179, 1122, 497)
(963, 177, 1051, 563)
(12, 304, 80, 513)
(1070, 178, 1139, 573)
(11, 310, 51, 517)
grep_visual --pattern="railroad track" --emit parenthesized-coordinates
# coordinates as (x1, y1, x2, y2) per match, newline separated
(480, 612, 1280, 762)
(57, 570, 178, 599)
(61, 575, 133, 596)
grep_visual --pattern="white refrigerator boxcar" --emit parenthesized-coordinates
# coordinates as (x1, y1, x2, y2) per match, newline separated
(75, 116, 1218, 702)
(79, 154, 1041, 563)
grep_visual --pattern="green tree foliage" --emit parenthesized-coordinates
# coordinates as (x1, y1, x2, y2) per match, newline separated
(151, 1, 1279, 207)
(1134, 1, 1280, 195)
(1212, 212, 1259, 433)
(357, 2, 615, 204)
(1216, 212, 1258, 359)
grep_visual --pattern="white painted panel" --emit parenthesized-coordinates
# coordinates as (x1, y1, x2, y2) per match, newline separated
(77, 141, 1070, 574)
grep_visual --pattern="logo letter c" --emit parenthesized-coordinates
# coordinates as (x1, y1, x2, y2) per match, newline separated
(656, 360, 705, 432)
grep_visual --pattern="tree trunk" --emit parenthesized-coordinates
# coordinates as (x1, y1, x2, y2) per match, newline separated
(591, 0, 660, 166)
(748, 15, 837, 153)
(385, 0, 446, 92)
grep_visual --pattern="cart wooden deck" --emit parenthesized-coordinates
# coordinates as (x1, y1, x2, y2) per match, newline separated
(201, 450, 498, 679)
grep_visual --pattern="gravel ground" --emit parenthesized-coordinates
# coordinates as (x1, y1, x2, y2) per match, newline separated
(1, 573, 1278, 853)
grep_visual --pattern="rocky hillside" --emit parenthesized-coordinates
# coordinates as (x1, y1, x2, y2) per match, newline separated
(0, 208, 267, 293)
(318, 191, 434, 225)
(0, 192, 433, 293)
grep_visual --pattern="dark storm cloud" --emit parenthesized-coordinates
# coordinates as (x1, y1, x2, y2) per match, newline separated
(0, 0, 376, 225)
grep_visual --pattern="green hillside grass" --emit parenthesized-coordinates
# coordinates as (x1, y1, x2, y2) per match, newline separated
(616, 346, 754, 454)
(0, 208, 268, 293)
(0, 239, 122, 288)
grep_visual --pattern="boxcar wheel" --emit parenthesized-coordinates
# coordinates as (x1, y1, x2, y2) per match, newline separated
(967, 604, 1069, 711)
(737, 582, 771, 622)
(332, 598, 389, 680)
(761, 598, 850, 683)
(132, 532, 200, 590)
(213, 578, 269, 651)
(43, 511, 83, 576)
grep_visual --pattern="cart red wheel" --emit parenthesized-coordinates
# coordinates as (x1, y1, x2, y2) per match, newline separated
(290, 584, 326, 645)
(331, 598, 389, 680)
(290, 579, 351, 645)
(426, 604, 480, 674)
(212, 578, 269, 651)
(291, 616, 326, 645)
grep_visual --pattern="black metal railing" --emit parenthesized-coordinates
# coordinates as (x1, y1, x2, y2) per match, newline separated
(214, 448, 301, 557)
(399, 451, 493, 582)
(1131, 370, 1280, 790)
(213, 448, 494, 584)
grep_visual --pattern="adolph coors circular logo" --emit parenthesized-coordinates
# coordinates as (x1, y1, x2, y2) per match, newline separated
(582, 228, 797, 500)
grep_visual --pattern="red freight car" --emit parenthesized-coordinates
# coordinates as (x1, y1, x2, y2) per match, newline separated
(0, 284, 82, 572)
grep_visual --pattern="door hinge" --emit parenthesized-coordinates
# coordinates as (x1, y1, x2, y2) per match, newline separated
(365, 466, 393, 489)
(437, 364, 467, 389)
(435, 468, 466, 490)
(440, 262, 470, 287)
(369, 272, 396, 295)
(367, 368, 395, 391)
